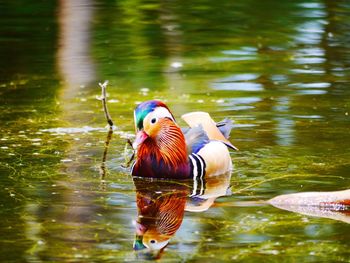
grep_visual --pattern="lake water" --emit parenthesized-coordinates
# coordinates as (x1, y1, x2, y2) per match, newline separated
(0, 0, 350, 262)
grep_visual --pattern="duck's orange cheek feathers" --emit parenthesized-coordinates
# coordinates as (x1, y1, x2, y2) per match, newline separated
(144, 122, 161, 139)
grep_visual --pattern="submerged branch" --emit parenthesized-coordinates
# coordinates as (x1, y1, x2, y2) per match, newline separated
(233, 174, 346, 195)
(100, 128, 114, 184)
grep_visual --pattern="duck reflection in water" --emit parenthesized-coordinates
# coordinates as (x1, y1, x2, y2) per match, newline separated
(132, 178, 188, 255)
(132, 171, 231, 259)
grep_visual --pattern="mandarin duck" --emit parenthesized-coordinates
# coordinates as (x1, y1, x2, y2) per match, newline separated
(131, 100, 238, 179)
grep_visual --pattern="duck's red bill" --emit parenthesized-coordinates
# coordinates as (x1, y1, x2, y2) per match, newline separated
(133, 131, 148, 149)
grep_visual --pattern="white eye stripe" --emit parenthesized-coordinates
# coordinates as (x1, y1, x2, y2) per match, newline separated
(144, 107, 175, 127)
(152, 107, 174, 121)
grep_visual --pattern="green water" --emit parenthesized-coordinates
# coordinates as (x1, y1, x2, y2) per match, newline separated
(1, 0, 350, 262)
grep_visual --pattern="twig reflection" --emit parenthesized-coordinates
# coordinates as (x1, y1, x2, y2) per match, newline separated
(99, 128, 114, 188)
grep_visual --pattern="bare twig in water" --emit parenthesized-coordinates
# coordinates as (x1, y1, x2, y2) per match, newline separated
(97, 80, 114, 188)
(98, 80, 114, 128)
(97, 81, 135, 179)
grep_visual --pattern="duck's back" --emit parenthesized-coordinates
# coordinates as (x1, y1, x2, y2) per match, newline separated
(182, 112, 235, 176)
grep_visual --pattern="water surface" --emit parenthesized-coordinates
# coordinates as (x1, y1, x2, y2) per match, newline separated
(0, 0, 350, 262)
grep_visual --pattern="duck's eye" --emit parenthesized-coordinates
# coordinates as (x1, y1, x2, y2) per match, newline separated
(150, 240, 156, 244)
(151, 118, 157, 124)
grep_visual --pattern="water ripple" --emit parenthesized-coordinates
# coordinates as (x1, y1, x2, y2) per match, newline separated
(212, 82, 263, 91)
(289, 82, 331, 89)
(212, 74, 263, 91)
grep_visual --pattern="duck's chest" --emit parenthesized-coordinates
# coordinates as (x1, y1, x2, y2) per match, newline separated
(131, 154, 191, 179)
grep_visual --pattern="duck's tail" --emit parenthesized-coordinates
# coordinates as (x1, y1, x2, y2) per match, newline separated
(216, 118, 233, 139)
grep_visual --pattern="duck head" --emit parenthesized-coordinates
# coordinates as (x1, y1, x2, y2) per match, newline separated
(133, 100, 175, 149)
(132, 100, 189, 178)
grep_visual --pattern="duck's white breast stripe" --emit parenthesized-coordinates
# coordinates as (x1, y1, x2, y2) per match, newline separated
(193, 153, 205, 195)
(189, 153, 206, 196)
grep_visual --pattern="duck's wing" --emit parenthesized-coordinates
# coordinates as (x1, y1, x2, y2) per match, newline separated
(183, 125, 209, 154)
(181, 112, 238, 151)
(181, 118, 233, 139)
